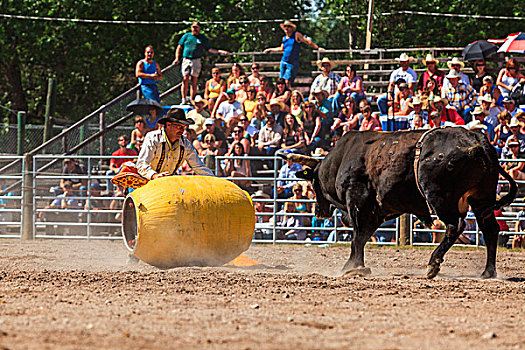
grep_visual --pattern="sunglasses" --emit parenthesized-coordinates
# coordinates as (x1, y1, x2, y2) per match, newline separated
(119, 138, 126, 141)
(476, 63, 486, 67)
(251, 66, 259, 70)
(233, 130, 241, 133)
(284, 25, 293, 28)
(239, 119, 248, 122)
(399, 87, 407, 91)
(293, 189, 302, 193)
(361, 108, 371, 112)
(257, 97, 265, 101)
(212, 71, 220, 75)
(205, 140, 213, 143)
(135, 120, 144, 124)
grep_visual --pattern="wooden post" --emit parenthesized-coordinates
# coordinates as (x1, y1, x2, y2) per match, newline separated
(21, 153, 34, 240)
(398, 214, 411, 246)
(99, 112, 106, 156)
(17, 111, 26, 155)
(364, 0, 374, 72)
(43, 78, 56, 144)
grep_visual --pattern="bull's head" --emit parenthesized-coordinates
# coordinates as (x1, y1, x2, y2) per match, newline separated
(278, 153, 333, 218)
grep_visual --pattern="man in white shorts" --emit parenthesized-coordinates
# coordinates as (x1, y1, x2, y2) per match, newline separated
(174, 21, 229, 104)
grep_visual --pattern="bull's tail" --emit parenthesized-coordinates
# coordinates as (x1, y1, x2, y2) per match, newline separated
(494, 165, 518, 210)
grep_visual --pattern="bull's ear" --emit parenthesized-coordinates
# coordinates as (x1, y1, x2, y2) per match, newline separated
(297, 168, 314, 180)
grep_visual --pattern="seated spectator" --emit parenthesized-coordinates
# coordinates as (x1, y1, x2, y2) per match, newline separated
(311, 88, 335, 119)
(443, 57, 471, 88)
(441, 69, 477, 123)
(216, 88, 244, 133)
(256, 113, 284, 158)
(502, 97, 519, 117)
(302, 100, 322, 152)
(259, 76, 275, 101)
(224, 141, 251, 189)
(377, 53, 418, 116)
(469, 107, 492, 139)
(337, 96, 360, 134)
(205, 67, 226, 116)
(496, 58, 525, 98)
(227, 125, 251, 155)
(267, 99, 287, 127)
(273, 154, 302, 200)
(53, 158, 87, 197)
(336, 65, 365, 109)
(199, 134, 221, 156)
(187, 95, 210, 136)
(390, 82, 413, 116)
(227, 63, 245, 91)
(417, 54, 445, 94)
(247, 63, 261, 89)
(274, 202, 306, 240)
(470, 60, 491, 93)
(358, 100, 381, 131)
(289, 182, 312, 226)
(237, 117, 257, 148)
(479, 75, 503, 107)
(502, 117, 525, 158)
(144, 106, 162, 130)
(250, 92, 269, 131)
(407, 96, 428, 129)
(502, 139, 525, 180)
(309, 57, 341, 101)
(514, 208, 525, 249)
(182, 128, 199, 154)
(236, 76, 250, 105)
(197, 118, 227, 153)
(493, 110, 512, 149)
(39, 181, 82, 234)
(420, 77, 439, 110)
(479, 95, 502, 139)
(107, 135, 138, 192)
(277, 114, 306, 155)
(430, 96, 464, 126)
(270, 78, 292, 112)
(130, 116, 151, 151)
(243, 87, 257, 120)
(252, 190, 272, 240)
(290, 90, 305, 125)
(429, 111, 444, 128)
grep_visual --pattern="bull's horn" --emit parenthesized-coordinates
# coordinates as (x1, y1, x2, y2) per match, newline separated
(277, 153, 320, 168)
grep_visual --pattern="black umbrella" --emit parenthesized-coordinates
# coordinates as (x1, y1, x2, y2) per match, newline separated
(126, 98, 164, 116)
(462, 40, 498, 61)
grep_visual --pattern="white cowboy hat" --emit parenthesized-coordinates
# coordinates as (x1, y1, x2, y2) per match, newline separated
(445, 69, 460, 79)
(509, 117, 520, 128)
(409, 96, 422, 108)
(311, 87, 329, 98)
(192, 95, 208, 108)
(267, 99, 284, 109)
(280, 20, 296, 31)
(311, 148, 325, 157)
(422, 54, 438, 65)
(395, 53, 414, 62)
(252, 190, 270, 199)
(478, 94, 493, 104)
(447, 57, 465, 70)
(316, 57, 335, 70)
(431, 96, 448, 106)
(467, 120, 488, 130)
(472, 106, 489, 116)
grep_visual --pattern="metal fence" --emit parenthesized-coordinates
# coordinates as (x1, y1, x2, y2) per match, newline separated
(1, 154, 524, 247)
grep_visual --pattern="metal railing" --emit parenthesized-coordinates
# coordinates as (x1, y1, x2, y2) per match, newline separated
(0, 153, 524, 247)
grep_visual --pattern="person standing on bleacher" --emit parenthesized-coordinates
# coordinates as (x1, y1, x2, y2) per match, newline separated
(135, 45, 162, 103)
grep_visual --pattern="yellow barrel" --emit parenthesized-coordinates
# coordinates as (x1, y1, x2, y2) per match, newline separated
(122, 176, 255, 268)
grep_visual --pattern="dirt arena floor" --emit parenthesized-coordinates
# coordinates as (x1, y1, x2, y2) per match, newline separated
(0, 239, 524, 350)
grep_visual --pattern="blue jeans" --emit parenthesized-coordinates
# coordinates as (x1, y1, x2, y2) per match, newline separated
(280, 60, 300, 83)
(333, 92, 365, 112)
(140, 84, 160, 103)
(377, 93, 389, 116)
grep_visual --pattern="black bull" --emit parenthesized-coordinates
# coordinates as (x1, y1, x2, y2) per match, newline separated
(280, 127, 517, 279)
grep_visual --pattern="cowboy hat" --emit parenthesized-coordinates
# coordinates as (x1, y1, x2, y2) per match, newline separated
(252, 190, 270, 199)
(157, 108, 195, 125)
(466, 120, 488, 130)
(422, 54, 438, 65)
(409, 96, 422, 108)
(267, 99, 284, 109)
(280, 20, 296, 31)
(431, 96, 448, 106)
(509, 117, 520, 127)
(316, 57, 335, 70)
(447, 57, 465, 70)
(445, 69, 460, 79)
(311, 88, 329, 99)
(395, 53, 414, 62)
(311, 147, 325, 157)
(192, 95, 208, 108)
(478, 94, 494, 104)
(472, 106, 489, 116)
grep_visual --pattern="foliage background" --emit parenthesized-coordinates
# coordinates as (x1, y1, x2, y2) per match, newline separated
(0, 0, 523, 124)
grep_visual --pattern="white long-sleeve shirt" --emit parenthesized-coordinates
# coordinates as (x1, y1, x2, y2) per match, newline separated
(136, 129, 214, 180)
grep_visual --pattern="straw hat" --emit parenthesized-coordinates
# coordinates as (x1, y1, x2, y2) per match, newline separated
(478, 94, 493, 104)
(472, 106, 488, 116)
(267, 99, 284, 109)
(431, 96, 448, 106)
(447, 57, 465, 70)
(509, 117, 520, 128)
(409, 96, 422, 108)
(252, 190, 270, 199)
(311, 148, 325, 157)
(311, 88, 329, 99)
(280, 20, 296, 31)
(395, 53, 414, 62)
(445, 70, 461, 79)
(192, 95, 208, 108)
(422, 54, 438, 65)
(467, 120, 488, 130)
(316, 57, 335, 70)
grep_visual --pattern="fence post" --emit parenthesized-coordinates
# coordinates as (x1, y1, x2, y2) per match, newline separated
(398, 213, 410, 246)
(79, 125, 85, 155)
(17, 111, 26, 155)
(22, 153, 34, 240)
(43, 78, 56, 144)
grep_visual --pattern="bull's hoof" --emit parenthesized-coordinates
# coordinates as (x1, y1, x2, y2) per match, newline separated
(426, 264, 440, 279)
(343, 267, 371, 277)
(481, 269, 497, 279)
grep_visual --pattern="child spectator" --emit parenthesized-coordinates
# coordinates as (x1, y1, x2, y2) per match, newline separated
(407, 96, 428, 129)
(259, 76, 275, 101)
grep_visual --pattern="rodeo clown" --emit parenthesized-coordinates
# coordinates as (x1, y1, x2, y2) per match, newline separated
(136, 108, 214, 179)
